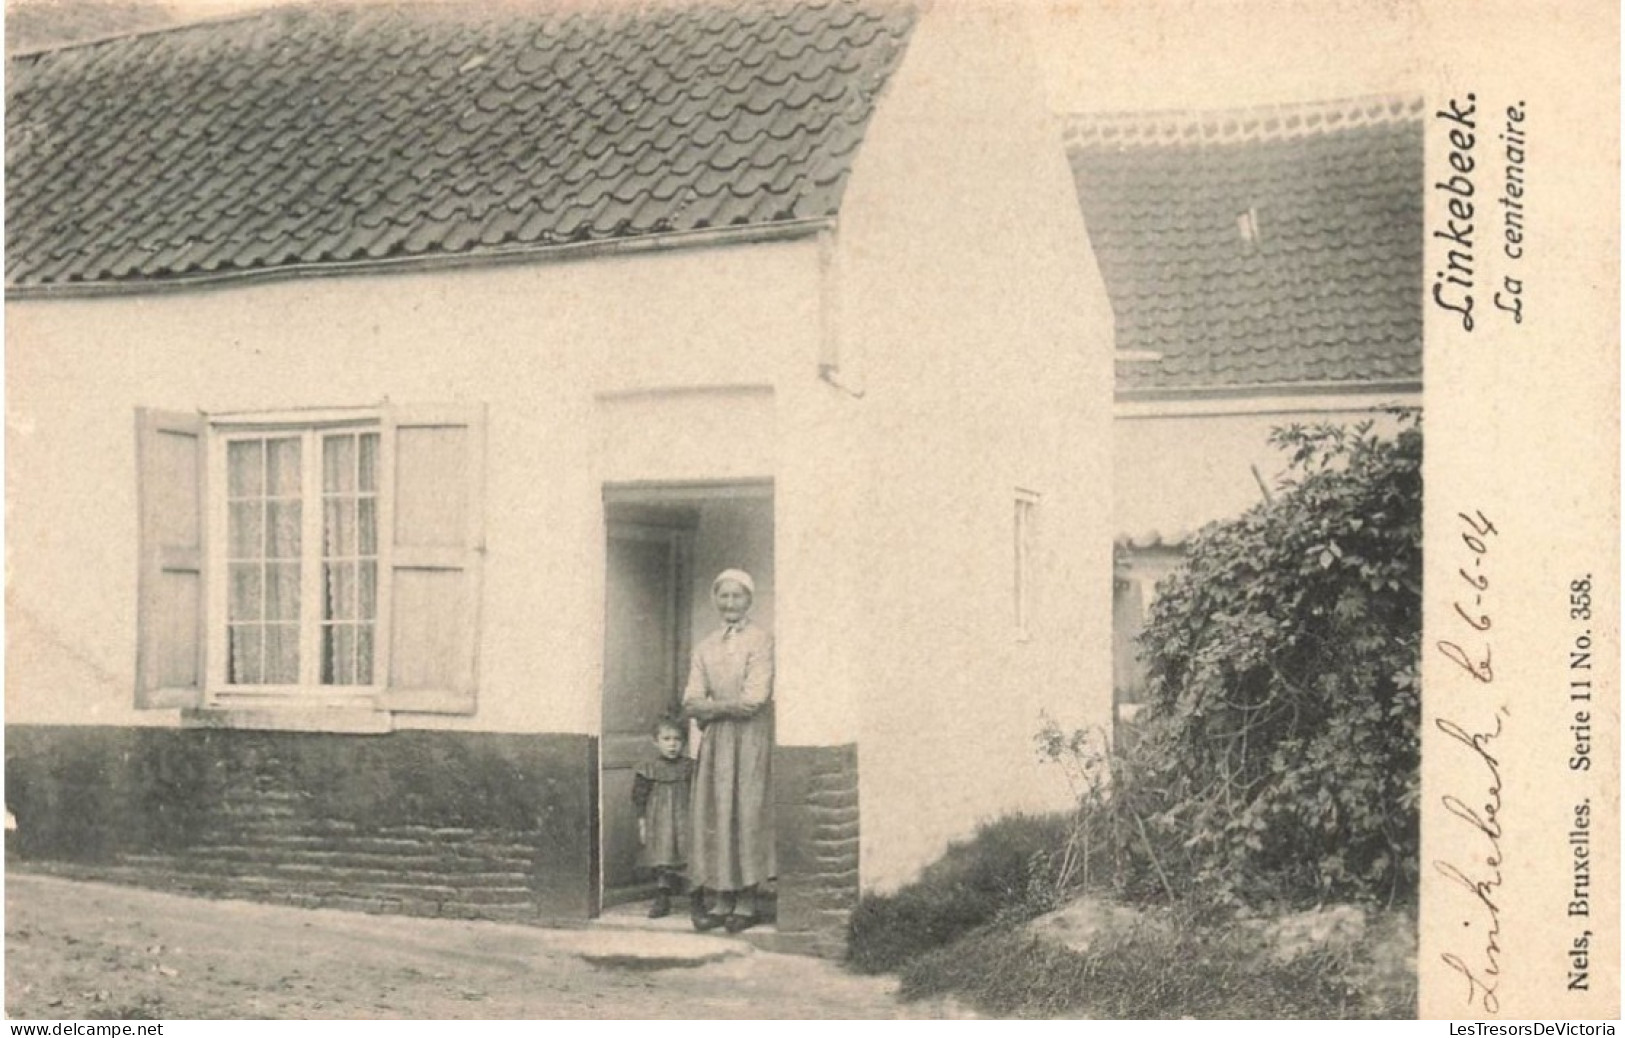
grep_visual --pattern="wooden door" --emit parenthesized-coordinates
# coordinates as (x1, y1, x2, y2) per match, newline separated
(601, 523, 690, 905)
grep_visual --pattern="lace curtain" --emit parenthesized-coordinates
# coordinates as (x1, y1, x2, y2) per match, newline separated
(226, 431, 378, 687)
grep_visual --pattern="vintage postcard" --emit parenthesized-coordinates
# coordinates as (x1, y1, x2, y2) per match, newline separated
(1411, 0, 1619, 1022)
(2, 0, 1617, 1023)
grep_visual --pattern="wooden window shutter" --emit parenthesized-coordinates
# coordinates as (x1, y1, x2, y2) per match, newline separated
(134, 408, 206, 709)
(381, 403, 486, 714)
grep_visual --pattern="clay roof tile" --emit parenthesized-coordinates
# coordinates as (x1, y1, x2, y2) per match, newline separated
(1066, 97, 1424, 394)
(6, 0, 917, 288)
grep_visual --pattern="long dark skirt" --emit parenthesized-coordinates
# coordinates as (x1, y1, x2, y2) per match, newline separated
(688, 707, 774, 890)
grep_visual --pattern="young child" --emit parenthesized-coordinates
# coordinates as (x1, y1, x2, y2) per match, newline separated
(632, 713, 696, 918)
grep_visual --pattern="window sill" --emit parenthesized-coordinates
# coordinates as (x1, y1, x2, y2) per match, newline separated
(181, 705, 393, 735)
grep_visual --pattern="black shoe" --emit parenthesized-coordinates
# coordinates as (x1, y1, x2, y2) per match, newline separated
(648, 894, 672, 919)
(723, 913, 759, 933)
(692, 913, 728, 932)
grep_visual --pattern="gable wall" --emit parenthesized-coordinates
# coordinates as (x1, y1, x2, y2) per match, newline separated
(828, 3, 1116, 891)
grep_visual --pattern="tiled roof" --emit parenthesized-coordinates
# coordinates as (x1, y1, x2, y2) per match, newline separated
(1066, 96, 1424, 395)
(6, 0, 915, 289)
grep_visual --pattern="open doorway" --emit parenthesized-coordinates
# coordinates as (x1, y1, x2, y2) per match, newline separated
(600, 482, 774, 911)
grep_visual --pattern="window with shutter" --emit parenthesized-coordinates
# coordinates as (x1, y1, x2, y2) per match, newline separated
(381, 404, 486, 715)
(136, 403, 486, 726)
(135, 409, 207, 709)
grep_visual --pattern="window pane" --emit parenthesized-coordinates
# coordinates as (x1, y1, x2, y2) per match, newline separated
(358, 560, 377, 621)
(228, 625, 262, 684)
(228, 502, 263, 560)
(356, 625, 374, 685)
(228, 563, 262, 622)
(324, 562, 354, 621)
(267, 437, 301, 497)
(358, 433, 379, 493)
(324, 498, 355, 558)
(338, 624, 356, 685)
(323, 435, 356, 494)
(265, 562, 300, 622)
(227, 440, 263, 498)
(263, 624, 300, 684)
(357, 498, 377, 556)
(323, 624, 356, 685)
(267, 501, 302, 558)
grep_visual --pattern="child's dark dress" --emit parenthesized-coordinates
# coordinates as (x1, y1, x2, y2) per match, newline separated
(632, 756, 694, 870)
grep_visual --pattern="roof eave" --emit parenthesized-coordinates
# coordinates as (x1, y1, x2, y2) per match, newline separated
(1115, 377, 1423, 404)
(5, 216, 837, 302)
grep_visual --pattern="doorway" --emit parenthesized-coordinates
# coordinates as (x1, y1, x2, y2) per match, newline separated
(599, 483, 774, 911)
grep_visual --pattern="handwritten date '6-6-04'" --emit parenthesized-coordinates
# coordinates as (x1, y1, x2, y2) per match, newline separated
(1434, 508, 1503, 1015)
(1439, 510, 1497, 684)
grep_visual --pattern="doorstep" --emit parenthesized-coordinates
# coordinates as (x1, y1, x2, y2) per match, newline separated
(592, 898, 781, 955)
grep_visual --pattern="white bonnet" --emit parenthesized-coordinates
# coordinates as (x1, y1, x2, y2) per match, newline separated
(711, 568, 755, 597)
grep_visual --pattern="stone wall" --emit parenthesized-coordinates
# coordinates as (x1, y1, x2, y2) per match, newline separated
(769, 744, 859, 957)
(5, 726, 598, 923)
(7, 727, 867, 955)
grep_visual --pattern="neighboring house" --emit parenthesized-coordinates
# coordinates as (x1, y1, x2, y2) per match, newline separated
(4, 0, 1114, 952)
(1064, 96, 1424, 720)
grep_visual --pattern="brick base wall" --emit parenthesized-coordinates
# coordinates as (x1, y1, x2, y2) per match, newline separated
(769, 743, 858, 957)
(5, 726, 598, 923)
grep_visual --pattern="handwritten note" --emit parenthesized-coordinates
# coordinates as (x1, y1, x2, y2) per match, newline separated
(1434, 510, 1506, 1014)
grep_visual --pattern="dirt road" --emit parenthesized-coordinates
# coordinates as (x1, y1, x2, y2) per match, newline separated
(5, 873, 947, 1019)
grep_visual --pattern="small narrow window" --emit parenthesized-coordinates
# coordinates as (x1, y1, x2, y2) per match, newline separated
(1014, 490, 1040, 639)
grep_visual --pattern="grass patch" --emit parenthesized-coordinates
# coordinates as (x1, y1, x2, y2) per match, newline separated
(845, 809, 1417, 1018)
(895, 910, 1416, 1019)
(846, 813, 1069, 974)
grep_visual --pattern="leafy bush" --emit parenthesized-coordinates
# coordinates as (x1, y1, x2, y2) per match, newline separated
(1124, 415, 1422, 905)
(846, 813, 1071, 974)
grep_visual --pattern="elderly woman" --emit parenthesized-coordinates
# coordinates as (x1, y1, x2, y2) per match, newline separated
(682, 568, 775, 933)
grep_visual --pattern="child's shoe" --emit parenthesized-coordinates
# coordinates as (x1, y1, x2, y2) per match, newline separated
(648, 892, 673, 918)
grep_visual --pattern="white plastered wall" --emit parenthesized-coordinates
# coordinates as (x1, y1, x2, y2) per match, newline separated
(5, 239, 822, 734)
(1113, 395, 1422, 540)
(829, 2, 1116, 891)
(768, 293, 873, 749)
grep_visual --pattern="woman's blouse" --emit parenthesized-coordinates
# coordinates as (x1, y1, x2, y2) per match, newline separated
(682, 618, 773, 720)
